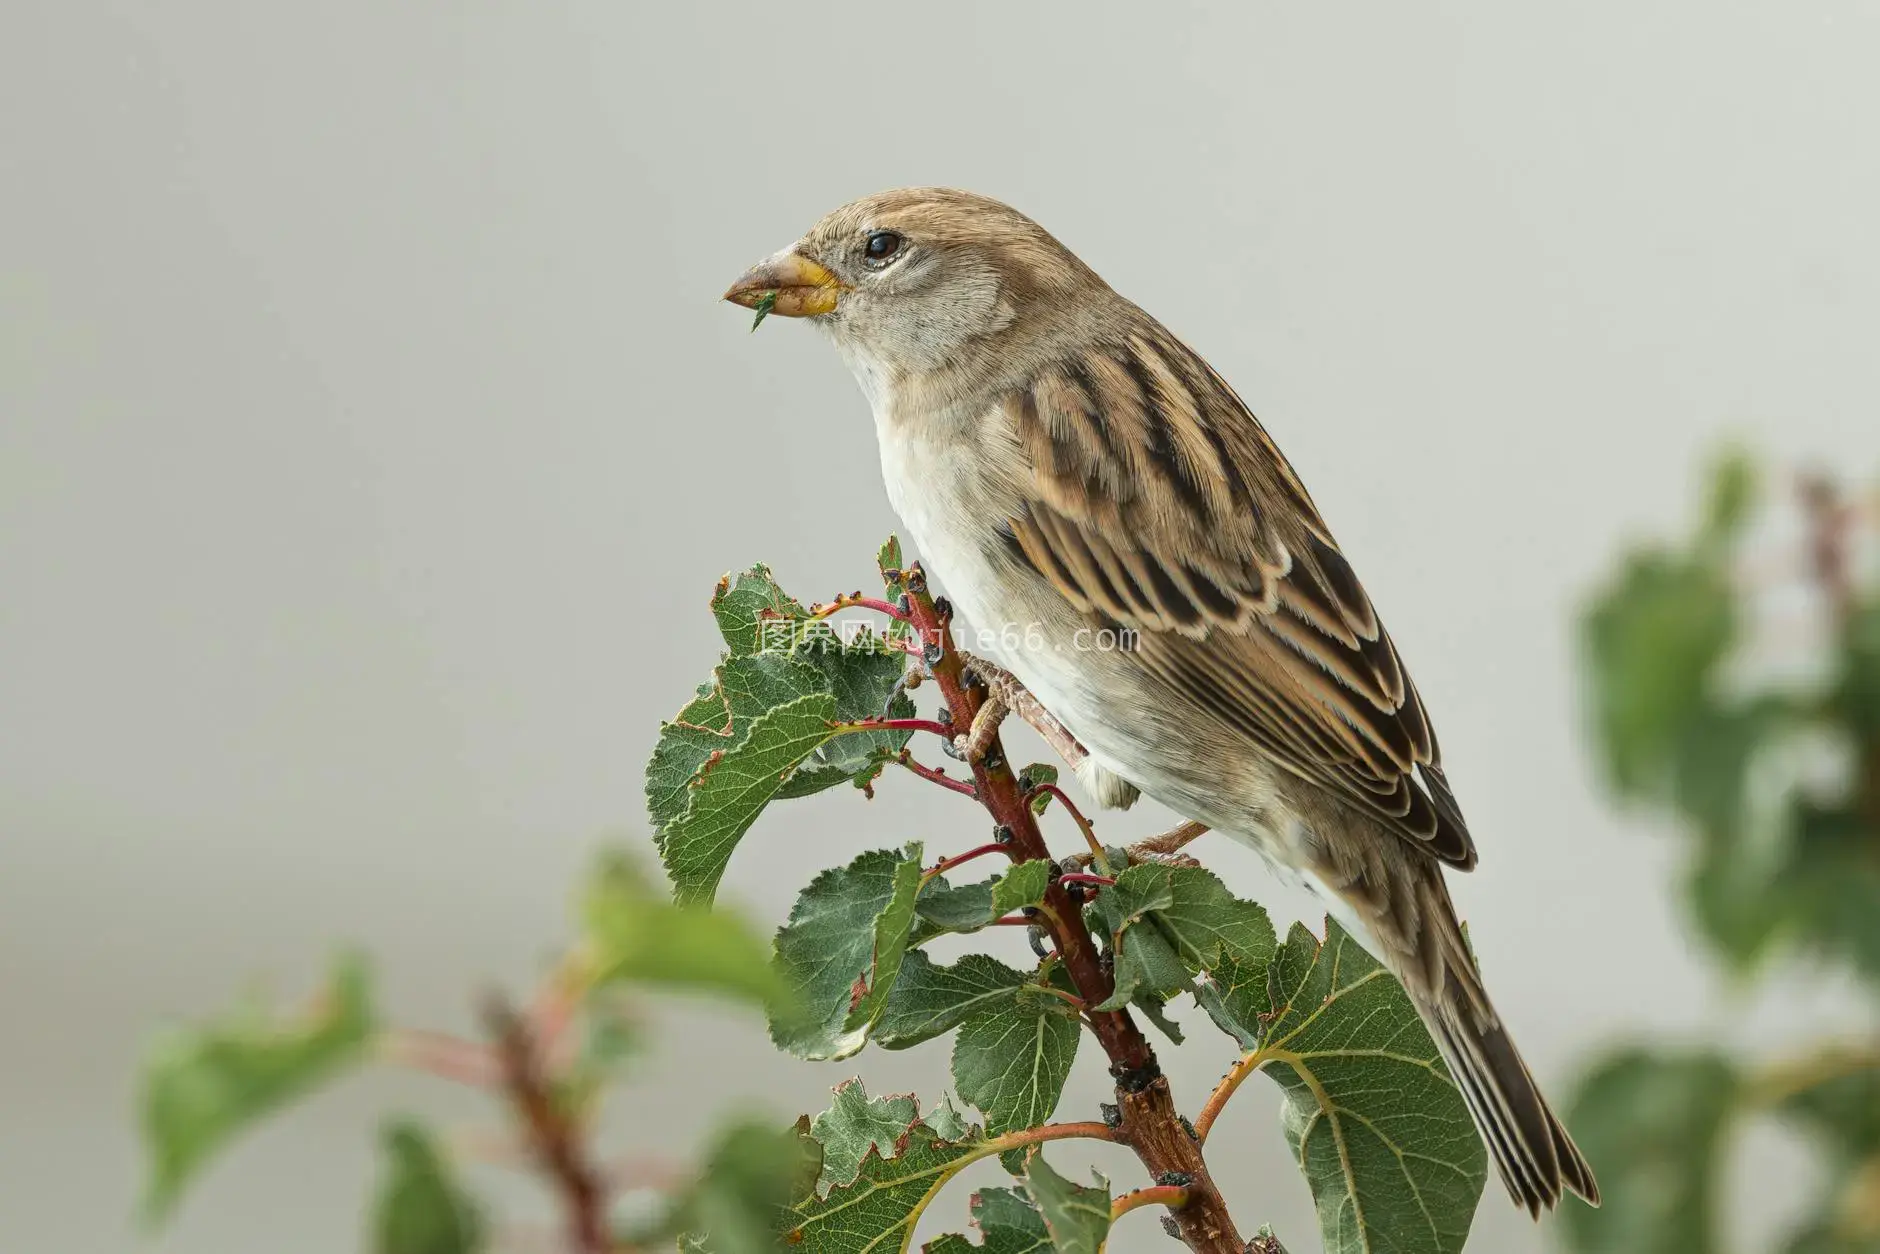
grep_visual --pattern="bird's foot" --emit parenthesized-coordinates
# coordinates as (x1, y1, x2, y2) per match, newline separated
(1129, 820, 1210, 866)
(881, 653, 927, 717)
(956, 651, 1090, 768)
(950, 690, 1009, 764)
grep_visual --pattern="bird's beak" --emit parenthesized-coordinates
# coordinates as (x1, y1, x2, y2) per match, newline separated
(722, 249, 846, 317)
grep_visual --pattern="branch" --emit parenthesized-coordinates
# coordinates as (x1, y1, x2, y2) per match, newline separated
(1744, 1042, 1880, 1110)
(1112, 1183, 1192, 1222)
(897, 750, 979, 799)
(1194, 1049, 1269, 1144)
(985, 1120, 1119, 1153)
(901, 567, 1246, 1253)
(924, 841, 1013, 881)
(807, 592, 913, 624)
(377, 1028, 502, 1088)
(485, 993, 610, 1254)
(1799, 472, 1880, 831)
(1029, 781, 1104, 859)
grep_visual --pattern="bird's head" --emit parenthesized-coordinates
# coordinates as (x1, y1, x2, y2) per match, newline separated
(722, 187, 1109, 378)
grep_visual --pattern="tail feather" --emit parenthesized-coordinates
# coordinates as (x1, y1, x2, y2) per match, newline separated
(1429, 1007, 1597, 1213)
(1411, 881, 1600, 1214)
(1308, 830, 1599, 1213)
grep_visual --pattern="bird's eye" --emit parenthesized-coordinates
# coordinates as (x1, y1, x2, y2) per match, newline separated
(863, 230, 903, 264)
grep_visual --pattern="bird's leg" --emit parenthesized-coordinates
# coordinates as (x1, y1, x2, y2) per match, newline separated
(1057, 820, 1211, 874)
(951, 688, 1010, 764)
(956, 650, 1087, 767)
(1129, 821, 1210, 865)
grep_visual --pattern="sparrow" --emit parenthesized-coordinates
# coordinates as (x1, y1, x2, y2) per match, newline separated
(722, 187, 1597, 1214)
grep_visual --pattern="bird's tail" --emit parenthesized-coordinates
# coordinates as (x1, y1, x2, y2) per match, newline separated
(1406, 873, 1599, 1214)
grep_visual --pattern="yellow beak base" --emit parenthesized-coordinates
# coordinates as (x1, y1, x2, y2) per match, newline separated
(722, 252, 844, 317)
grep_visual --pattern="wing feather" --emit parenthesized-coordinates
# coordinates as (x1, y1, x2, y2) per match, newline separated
(1005, 331, 1477, 869)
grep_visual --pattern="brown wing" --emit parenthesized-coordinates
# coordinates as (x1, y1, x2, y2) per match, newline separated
(1002, 329, 1476, 869)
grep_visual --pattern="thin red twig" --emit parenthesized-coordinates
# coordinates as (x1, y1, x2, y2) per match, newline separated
(1028, 782, 1104, 858)
(378, 1028, 503, 1088)
(810, 593, 912, 623)
(926, 842, 1012, 879)
(898, 751, 978, 798)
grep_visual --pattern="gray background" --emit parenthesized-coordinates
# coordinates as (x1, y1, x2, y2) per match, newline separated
(4, 3, 1877, 1251)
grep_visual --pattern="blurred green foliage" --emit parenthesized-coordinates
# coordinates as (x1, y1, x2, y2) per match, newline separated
(1567, 451, 1880, 1254)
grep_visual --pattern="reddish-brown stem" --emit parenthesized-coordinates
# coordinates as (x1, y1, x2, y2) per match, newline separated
(1800, 473, 1856, 627)
(899, 751, 979, 798)
(485, 995, 609, 1254)
(926, 841, 1012, 879)
(1194, 1050, 1267, 1144)
(986, 1120, 1119, 1151)
(1799, 473, 1880, 831)
(1112, 1184, 1192, 1221)
(378, 1028, 502, 1088)
(809, 593, 913, 623)
(901, 567, 1243, 1253)
(1029, 782, 1104, 858)
(1058, 872, 1115, 887)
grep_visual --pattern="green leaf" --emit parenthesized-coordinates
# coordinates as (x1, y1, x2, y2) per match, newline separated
(647, 652, 832, 831)
(1119, 863, 1278, 972)
(668, 1119, 822, 1254)
(1202, 920, 1485, 1254)
(1770, 1055, 1880, 1253)
(1091, 863, 1275, 1012)
(1779, 1220, 1880, 1254)
(1561, 1048, 1738, 1254)
(1672, 695, 1800, 969)
(1017, 764, 1059, 814)
(876, 951, 1032, 1050)
(1088, 869, 1189, 1011)
(951, 991, 1080, 1139)
(657, 690, 841, 905)
(1582, 543, 1736, 798)
(1778, 804, 1880, 983)
(923, 1187, 1052, 1253)
(648, 566, 914, 899)
(372, 1121, 485, 1254)
(579, 989, 644, 1073)
(749, 289, 779, 331)
(1021, 1154, 1110, 1254)
(810, 1081, 925, 1195)
(1132, 993, 1186, 1045)
(580, 851, 784, 1008)
(877, 534, 914, 644)
(1698, 445, 1758, 547)
(771, 846, 925, 1060)
(915, 861, 1052, 936)
(788, 638, 915, 794)
(1834, 598, 1880, 744)
(140, 954, 376, 1223)
(1776, 1053, 1880, 1167)
(784, 1088, 987, 1252)
(711, 565, 811, 655)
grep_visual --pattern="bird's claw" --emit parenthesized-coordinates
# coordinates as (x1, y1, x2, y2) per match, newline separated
(950, 692, 1009, 764)
(881, 655, 927, 717)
